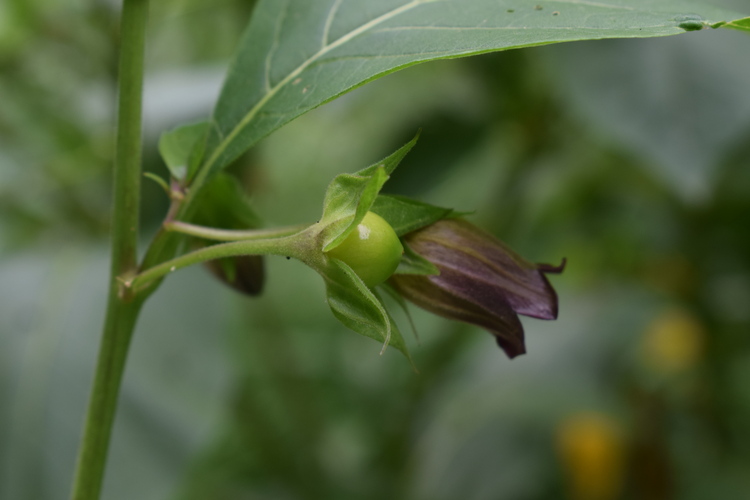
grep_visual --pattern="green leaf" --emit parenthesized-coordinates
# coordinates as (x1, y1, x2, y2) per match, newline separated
(325, 258, 412, 359)
(319, 135, 417, 251)
(191, 173, 262, 229)
(190, 174, 266, 296)
(395, 242, 440, 276)
(371, 194, 452, 237)
(720, 16, 750, 32)
(197, 0, 749, 180)
(158, 121, 209, 180)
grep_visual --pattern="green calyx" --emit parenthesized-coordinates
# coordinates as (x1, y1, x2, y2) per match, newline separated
(326, 211, 403, 288)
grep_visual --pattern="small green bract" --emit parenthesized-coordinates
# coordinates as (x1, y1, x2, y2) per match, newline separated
(326, 211, 404, 287)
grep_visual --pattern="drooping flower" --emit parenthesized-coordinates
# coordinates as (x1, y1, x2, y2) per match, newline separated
(389, 218, 565, 358)
(155, 133, 564, 362)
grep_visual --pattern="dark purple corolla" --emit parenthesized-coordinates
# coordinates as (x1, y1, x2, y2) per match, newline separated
(389, 218, 564, 358)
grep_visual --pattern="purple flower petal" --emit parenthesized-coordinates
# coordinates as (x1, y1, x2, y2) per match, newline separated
(390, 218, 564, 358)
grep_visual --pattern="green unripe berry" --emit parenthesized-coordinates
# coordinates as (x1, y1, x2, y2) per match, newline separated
(326, 211, 404, 288)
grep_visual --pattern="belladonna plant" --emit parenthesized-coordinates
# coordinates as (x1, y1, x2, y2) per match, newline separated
(75, 127, 567, 500)
(127, 134, 564, 361)
(70, 2, 750, 498)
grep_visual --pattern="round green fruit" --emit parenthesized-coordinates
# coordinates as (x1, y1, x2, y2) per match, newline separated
(326, 211, 404, 288)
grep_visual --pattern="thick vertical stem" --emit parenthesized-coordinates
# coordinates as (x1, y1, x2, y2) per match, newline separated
(70, 298, 144, 500)
(110, 0, 148, 278)
(70, 0, 149, 498)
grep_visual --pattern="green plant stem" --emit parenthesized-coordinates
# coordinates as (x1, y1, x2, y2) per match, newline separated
(70, 297, 144, 500)
(128, 232, 312, 293)
(165, 221, 307, 241)
(70, 0, 149, 499)
(111, 0, 148, 277)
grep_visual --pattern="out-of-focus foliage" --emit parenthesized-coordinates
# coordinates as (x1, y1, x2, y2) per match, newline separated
(2, 2, 750, 500)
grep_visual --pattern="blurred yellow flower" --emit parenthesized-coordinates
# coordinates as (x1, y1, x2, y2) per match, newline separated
(556, 412, 625, 500)
(641, 308, 704, 375)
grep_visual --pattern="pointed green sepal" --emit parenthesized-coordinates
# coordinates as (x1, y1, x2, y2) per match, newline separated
(394, 242, 440, 276)
(318, 134, 419, 252)
(371, 194, 454, 237)
(320, 167, 389, 252)
(379, 284, 420, 345)
(324, 258, 412, 361)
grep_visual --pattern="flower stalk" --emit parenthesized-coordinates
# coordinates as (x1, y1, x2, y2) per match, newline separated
(125, 230, 312, 293)
(164, 221, 306, 242)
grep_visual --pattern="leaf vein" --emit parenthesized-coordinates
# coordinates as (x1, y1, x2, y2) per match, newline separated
(264, 0, 289, 93)
(322, 0, 345, 48)
(201, 0, 425, 180)
(373, 23, 669, 33)
(543, 0, 635, 10)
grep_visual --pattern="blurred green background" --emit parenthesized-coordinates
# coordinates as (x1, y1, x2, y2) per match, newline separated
(2, 1, 750, 499)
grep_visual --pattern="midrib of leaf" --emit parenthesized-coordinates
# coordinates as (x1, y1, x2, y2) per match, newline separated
(543, 0, 633, 10)
(198, 0, 427, 185)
